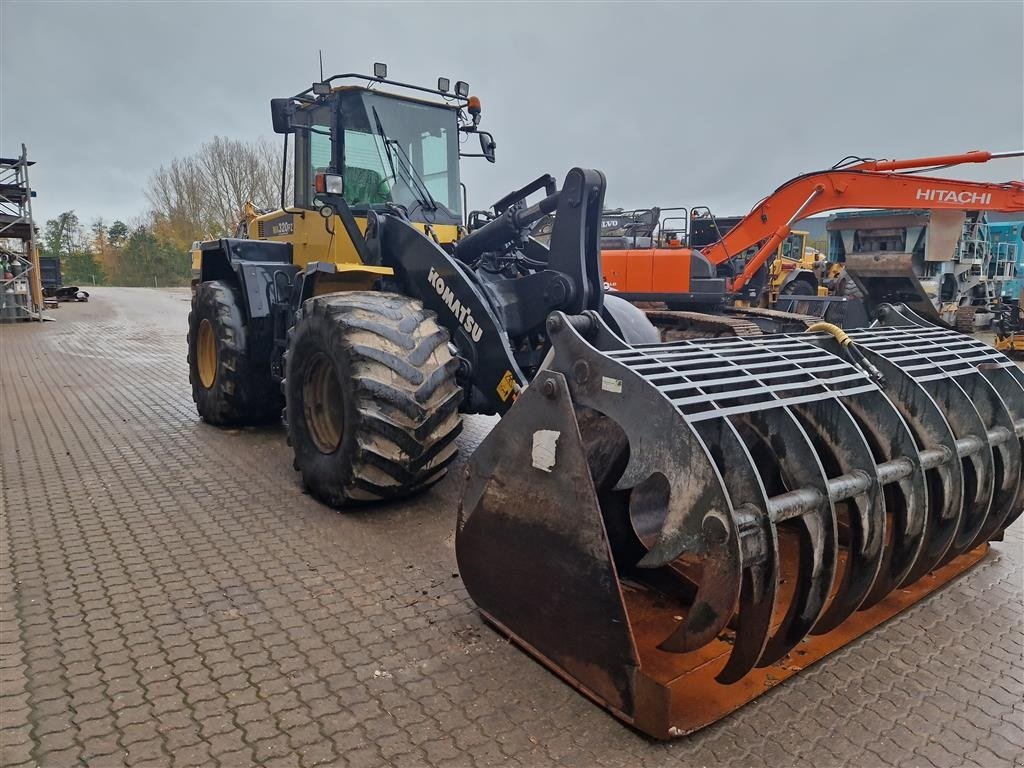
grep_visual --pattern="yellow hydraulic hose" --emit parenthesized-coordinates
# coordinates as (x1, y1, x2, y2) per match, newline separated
(806, 321, 851, 346)
(806, 321, 888, 387)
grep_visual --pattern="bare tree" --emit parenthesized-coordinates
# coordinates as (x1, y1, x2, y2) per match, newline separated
(146, 136, 293, 248)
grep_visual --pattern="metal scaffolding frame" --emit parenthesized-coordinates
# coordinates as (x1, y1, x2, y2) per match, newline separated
(1, 144, 43, 321)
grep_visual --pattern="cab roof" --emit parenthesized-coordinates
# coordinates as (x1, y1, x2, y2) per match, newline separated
(291, 70, 469, 112)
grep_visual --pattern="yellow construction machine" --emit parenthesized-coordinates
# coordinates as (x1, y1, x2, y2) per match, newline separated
(188, 67, 1024, 738)
(765, 230, 826, 300)
(994, 290, 1024, 355)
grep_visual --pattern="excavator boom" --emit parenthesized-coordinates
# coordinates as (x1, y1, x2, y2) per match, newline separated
(603, 150, 1024, 302)
(717, 155, 1024, 292)
(845, 148, 1024, 173)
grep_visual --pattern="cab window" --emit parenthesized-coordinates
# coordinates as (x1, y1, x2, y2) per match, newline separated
(340, 130, 391, 206)
(419, 131, 451, 205)
(304, 122, 392, 208)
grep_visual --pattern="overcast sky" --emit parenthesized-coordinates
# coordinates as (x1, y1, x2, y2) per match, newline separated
(3, 1, 1022, 229)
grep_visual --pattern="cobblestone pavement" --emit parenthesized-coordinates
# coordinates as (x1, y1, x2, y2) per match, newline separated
(2, 287, 1022, 768)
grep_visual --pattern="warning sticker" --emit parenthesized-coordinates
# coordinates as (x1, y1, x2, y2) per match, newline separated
(531, 430, 560, 472)
(497, 370, 517, 402)
(601, 376, 623, 393)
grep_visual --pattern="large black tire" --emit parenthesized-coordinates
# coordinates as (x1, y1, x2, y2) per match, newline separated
(834, 271, 863, 299)
(780, 277, 816, 297)
(283, 291, 462, 507)
(187, 280, 282, 426)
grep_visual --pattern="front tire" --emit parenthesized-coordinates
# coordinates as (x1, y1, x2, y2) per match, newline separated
(284, 291, 463, 507)
(780, 278, 816, 297)
(187, 280, 281, 426)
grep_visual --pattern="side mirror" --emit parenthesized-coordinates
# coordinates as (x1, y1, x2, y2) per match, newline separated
(270, 98, 293, 134)
(478, 131, 496, 164)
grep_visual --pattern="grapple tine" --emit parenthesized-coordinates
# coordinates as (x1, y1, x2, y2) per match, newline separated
(542, 317, 745, 639)
(838, 364, 957, 597)
(629, 465, 741, 652)
(955, 375, 1021, 547)
(735, 408, 837, 667)
(789, 398, 886, 635)
(982, 365, 1024, 527)
(670, 420, 778, 683)
(712, 504, 776, 684)
(918, 377, 995, 550)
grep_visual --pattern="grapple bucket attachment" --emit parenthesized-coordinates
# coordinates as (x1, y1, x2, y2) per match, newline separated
(456, 313, 1023, 739)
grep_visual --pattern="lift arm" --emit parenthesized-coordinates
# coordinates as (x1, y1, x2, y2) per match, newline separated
(704, 150, 1024, 293)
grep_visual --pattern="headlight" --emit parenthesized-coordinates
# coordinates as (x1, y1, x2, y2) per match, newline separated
(314, 172, 344, 196)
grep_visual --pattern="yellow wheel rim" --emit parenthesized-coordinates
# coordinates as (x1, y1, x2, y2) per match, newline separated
(197, 319, 218, 389)
(303, 354, 343, 454)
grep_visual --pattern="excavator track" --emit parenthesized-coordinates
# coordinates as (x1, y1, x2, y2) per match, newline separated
(725, 305, 820, 332)
(645, 310, 763, 340)
(955, 305, 978, 334)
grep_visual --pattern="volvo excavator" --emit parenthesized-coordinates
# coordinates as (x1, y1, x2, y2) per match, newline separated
(601, 150, 1024, 335)
(187, 69, 1024, 739)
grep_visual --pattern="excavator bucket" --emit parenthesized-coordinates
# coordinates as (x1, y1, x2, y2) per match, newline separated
(457, 310, 1023, 739)
(843, 252, 950, 327)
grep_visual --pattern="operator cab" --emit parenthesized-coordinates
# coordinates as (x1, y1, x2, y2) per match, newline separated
(271, 64, 496, 228)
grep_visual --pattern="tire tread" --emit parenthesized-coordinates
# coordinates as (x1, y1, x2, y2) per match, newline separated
(285, 291, 463, 506)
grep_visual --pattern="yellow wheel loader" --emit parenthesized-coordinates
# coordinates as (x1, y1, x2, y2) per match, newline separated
(188, 66, 1024, 739)
(188, 65, 657, 503)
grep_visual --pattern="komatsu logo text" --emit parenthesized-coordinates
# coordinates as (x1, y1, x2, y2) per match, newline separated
(427, 267, 483, 342)
(915, 188, 992, 205)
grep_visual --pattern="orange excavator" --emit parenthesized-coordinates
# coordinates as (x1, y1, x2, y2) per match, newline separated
(602, 149, 1024, 333)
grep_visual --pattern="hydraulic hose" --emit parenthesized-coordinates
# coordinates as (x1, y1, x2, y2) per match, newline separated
(807, 321, 888, 387)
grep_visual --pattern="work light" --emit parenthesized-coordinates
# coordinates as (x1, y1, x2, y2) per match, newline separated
(314, 172, 344, 196)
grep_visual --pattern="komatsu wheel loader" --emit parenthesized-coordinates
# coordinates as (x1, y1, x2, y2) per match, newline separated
(188, 65, 659, 503)
(188, 68, 1024, 739)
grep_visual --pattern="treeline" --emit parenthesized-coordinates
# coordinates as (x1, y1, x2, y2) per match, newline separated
(41, 136, 291, 287)
(41, 212, 190, 287)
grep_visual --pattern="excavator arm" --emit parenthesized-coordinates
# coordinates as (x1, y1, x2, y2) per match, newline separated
(703, 150, 1024, 292)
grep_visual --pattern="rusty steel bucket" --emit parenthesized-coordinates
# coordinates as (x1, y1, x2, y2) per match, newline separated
(456, 307, 1022, 739)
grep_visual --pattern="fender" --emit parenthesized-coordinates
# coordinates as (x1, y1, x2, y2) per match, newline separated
(198, 238, 298, 319)
(295, 261, 395, 305)
(779, 268, 818, 294)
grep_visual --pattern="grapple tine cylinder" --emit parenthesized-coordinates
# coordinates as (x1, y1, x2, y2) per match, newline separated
(457, 312, 1023, 739)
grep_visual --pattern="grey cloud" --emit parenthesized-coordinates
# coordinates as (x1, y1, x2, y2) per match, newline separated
(2, 1, 1021, 227)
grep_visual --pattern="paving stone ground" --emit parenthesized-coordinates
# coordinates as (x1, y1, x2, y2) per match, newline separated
(1, 286, 1022, 768)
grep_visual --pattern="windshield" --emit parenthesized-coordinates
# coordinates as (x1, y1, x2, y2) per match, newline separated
(780, 233, 804, 259)
(334, 90, 462, 223)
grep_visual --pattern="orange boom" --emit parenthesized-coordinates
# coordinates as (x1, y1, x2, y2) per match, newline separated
(605, 150, 1024, 302)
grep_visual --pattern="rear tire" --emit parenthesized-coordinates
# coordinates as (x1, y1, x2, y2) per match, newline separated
(187, 280, 282, 426)
(284, 291, 463, 507)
